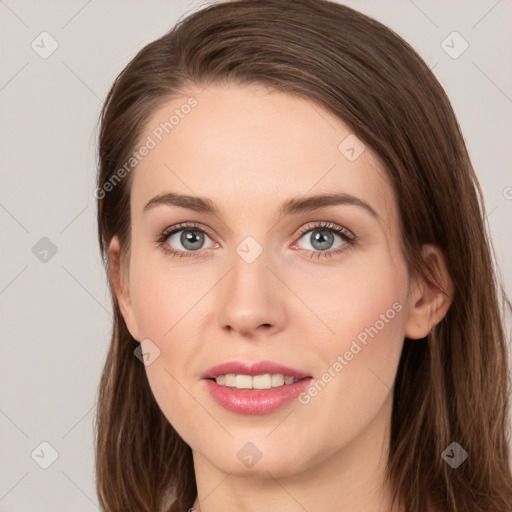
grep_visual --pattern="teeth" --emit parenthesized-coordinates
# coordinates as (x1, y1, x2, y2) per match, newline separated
(271, 374, 284, 387)
(253, 374, 272, 389)
(214, 373, 300, 389)
(224, 374, 236, 387)
(236, 374, 252, 389)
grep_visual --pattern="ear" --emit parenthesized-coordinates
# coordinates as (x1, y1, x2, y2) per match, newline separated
(404, 244, 454, 340)
(108, 236, 140, 341)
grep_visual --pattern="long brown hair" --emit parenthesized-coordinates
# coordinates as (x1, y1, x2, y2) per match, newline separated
(94, 1, 512, 510)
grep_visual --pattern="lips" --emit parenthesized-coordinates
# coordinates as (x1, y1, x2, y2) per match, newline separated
(201, 360, 313, 415)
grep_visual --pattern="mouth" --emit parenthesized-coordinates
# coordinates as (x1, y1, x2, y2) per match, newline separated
(201, 361, 313, 414)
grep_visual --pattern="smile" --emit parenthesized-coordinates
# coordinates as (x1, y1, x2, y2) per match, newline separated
(201, 360, 313, 414)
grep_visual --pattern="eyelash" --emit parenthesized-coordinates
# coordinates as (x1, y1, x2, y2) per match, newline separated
(155, 221, 357, 259)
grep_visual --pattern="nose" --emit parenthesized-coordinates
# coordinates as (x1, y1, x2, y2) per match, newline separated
(217, 252, 286, 338)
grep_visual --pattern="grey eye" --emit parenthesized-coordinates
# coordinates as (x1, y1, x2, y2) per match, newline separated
(166, 229, 214, 252)
(297, 228, 346, 252)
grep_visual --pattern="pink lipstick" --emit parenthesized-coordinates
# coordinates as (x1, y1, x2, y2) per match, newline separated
(201, 361, 313, 415)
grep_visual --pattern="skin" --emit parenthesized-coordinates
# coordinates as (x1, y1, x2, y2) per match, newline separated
(109, 83, 453, 512)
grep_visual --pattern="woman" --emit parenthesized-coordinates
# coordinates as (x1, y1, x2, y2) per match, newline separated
(94, 1, 512, 511)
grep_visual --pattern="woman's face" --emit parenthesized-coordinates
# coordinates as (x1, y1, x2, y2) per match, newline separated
(113, 83, 420, 480)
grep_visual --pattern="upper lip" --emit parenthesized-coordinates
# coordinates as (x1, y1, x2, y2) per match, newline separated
(201, 361, 312, 380)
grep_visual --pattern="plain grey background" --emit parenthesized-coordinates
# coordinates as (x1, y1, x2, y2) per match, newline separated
(1, 0, 511, 510)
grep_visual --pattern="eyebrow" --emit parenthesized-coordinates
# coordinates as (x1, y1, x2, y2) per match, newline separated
(143, 191, 379, 220)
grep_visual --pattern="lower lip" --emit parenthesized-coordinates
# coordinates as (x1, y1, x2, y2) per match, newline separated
(203, 378, 313, 415)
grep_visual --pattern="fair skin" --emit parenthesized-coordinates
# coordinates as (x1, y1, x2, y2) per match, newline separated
(109, 84, 452, 512)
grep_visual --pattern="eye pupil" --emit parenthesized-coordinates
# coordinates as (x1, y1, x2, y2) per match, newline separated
(181, 230, 204, 250)
(311, 229, 334, 250)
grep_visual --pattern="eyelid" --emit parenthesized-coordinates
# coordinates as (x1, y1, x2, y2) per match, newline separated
(160, 221, 216, 240)
(294, 221, 355, 241)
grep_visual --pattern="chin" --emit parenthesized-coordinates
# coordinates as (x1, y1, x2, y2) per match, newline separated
(194, 441, 312, 479)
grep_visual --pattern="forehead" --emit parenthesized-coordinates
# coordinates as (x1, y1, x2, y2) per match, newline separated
(130, 84, 396, 226)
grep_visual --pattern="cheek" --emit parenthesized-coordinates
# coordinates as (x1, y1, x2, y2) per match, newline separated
(299, 254, 408, 433)
(299, 246, 407, 346)
(334, 268, 406, 362)
(338, 258, 407, 371)
(126, 248, 208, 436)
(128, 245, 190, 338)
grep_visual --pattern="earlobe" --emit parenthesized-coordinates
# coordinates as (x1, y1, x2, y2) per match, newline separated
(108, 236, 140, 341)
(404, 244, 454, 340)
